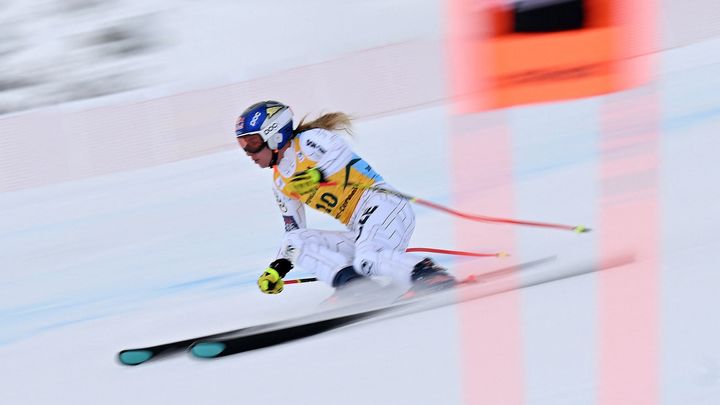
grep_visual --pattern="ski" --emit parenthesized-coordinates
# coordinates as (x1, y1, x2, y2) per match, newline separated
(187, 277, 476, 359)
(117, 286, 404, 366)
(118, 325, 252, 366)
(118, 254, 630, 366)
(188, 254, 632, 359)
(118, 256, 556, 366)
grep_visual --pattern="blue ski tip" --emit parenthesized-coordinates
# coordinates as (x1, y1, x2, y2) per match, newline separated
(191, 342, 226, 358)
(119, 350, 153, 365)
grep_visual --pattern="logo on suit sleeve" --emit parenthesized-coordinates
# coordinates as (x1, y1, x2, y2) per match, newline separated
(274, 190, 288, 213)
(284, 244, 299, 261)
(275, 176, 285, 190)
(305, 139, 327, 154)
(283, 216, 300, 231)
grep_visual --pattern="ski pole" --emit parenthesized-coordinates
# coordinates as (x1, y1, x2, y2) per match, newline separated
(284, 277, 317, 285)
(406, 247, 508, 257)
(320, 182, 590, 233)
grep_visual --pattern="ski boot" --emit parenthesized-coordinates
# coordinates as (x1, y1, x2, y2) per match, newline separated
(406, 258, 457, 297)
(322, 266, 381, 306)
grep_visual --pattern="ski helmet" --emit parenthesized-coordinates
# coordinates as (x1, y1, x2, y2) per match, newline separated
(235, 100, 294, 150)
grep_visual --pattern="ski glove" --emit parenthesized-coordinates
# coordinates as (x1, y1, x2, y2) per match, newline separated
(258, 258, 293, 294)
(287, 168, 323, 196)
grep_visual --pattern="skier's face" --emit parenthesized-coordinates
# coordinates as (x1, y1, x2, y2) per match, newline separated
(238, 134, 272, 168)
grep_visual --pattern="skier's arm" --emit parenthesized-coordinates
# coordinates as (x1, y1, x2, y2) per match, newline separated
(284, 129, 354, 196)
(297, 129, 354, 178)
(258, 189, 304, 295)
(273, 187, 306, 232)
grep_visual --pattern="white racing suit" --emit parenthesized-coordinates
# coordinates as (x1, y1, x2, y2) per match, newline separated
(272, 128, 422, 287)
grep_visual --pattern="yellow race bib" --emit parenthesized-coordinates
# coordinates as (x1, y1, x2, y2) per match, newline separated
(274, 139, 383, 224)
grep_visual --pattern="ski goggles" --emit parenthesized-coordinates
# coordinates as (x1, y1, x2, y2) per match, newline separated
(238, 133, 266, 154)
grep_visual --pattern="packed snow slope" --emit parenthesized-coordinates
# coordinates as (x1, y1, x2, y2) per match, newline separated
(2, 1, 720, 404)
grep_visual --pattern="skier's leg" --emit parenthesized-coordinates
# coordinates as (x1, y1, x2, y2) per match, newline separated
(350, 191, 421, 287)
(351, 190, 455, 290)
(278, 229, 360, 285)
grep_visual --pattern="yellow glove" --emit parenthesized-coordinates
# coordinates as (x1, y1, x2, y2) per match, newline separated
(288, 168, 323, 196)
(258, 268, 284, 294)
(257, 258, 293, 295)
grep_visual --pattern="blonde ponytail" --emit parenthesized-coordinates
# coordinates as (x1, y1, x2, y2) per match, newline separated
(294, 112, 353, 136)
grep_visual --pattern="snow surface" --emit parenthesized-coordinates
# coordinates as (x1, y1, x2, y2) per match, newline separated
(2, 1, 720, 405)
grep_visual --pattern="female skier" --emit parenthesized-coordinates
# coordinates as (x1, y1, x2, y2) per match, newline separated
(234, 100, 455, 295)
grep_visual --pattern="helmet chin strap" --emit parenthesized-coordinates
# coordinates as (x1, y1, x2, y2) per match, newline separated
(265, 133, 290, 168)
(268, 147, 279, 168)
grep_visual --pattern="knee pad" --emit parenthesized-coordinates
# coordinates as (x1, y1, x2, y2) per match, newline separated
(353, 249, 378, 277)
(354, 248, 422, 287)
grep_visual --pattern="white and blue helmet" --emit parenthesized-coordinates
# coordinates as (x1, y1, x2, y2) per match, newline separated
(235, 100, 294, 150)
